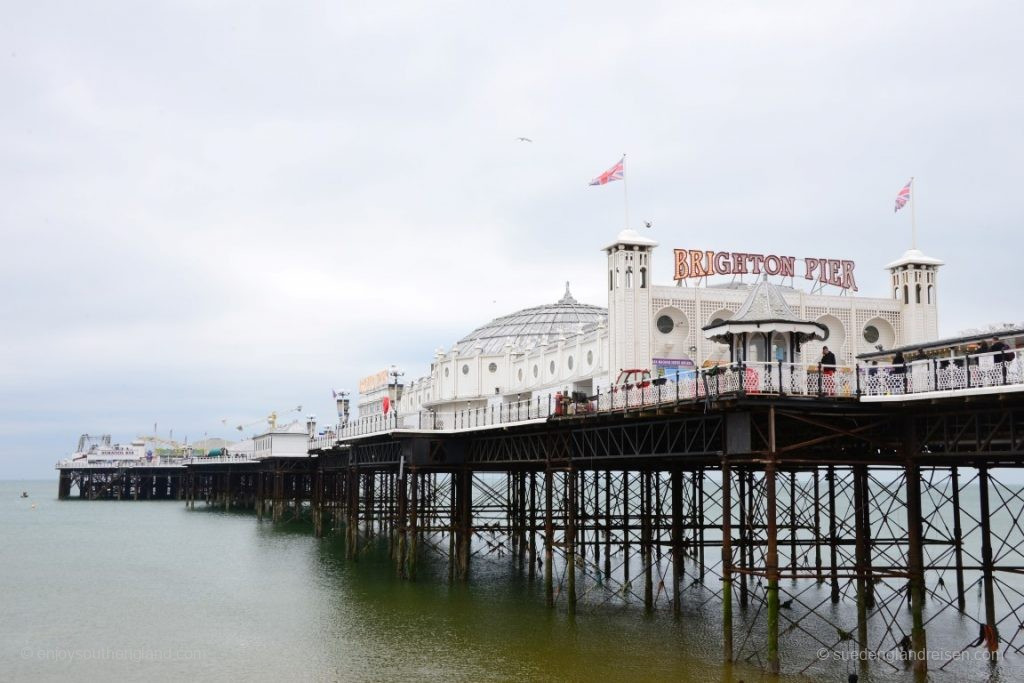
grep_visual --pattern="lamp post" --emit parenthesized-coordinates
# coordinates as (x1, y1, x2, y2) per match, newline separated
(389, 365, 405, 422)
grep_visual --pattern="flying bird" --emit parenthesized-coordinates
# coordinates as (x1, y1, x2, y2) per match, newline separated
(515, 137, 533, 143)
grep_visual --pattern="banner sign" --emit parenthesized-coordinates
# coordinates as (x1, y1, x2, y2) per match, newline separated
(673, 249, 858, 291)
(358, 370, 389, 395)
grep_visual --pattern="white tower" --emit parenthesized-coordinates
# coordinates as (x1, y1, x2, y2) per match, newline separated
(885, 248, 943, 346)
(604, 229, 658, 379)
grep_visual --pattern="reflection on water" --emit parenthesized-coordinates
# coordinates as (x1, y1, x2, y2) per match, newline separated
(3, 478, 1021, 682)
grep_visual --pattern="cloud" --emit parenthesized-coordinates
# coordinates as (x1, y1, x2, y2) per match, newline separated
(2, 0, 1023, 477)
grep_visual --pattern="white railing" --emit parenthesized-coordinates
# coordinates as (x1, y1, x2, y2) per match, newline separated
(54, 457, 189, 469)
(308, 364, 857, 446)
(303, 353, 1024, 447)
(858, 350, 1024, 397)
(183, 453, 258, 465)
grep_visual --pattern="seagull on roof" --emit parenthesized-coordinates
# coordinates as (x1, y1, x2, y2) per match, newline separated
(515, 136, 533, 143)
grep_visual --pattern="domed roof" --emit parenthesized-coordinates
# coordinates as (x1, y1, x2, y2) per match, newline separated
(455, 283, 607, 355)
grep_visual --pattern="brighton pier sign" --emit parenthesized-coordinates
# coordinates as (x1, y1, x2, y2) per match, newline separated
(673, 249, 858, 291)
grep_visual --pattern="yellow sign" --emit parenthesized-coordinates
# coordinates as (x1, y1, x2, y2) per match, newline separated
(358, 370, 389, 394)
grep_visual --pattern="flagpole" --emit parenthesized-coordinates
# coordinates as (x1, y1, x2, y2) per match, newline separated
(910, 176, 917, 249)
(622, 153, 630, 229)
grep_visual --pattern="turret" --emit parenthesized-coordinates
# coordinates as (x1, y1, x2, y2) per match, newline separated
(885, 248, 943, 346)
(604, 229, 658, 378)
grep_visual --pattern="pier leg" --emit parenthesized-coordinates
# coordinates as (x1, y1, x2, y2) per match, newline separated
(642, 470, 653, 612)
(671, 469, 682, 616)
(905, 454, 928, 674)
(346, 468, 358, 560)
(813, 469, 823, 583)
(528, 471, 537, 581)
(544, 468, 554, 607)
(409, 469, 419, 580)
(567, 469, 577, 615)
(722, 460, 734, 663)
(950, 466, 967, 613)
(978, 466, 1000, 654)
(854, 464, 870, 656)
(455, 469, 472, 581)
(738, 469, 748, 609)
(396, 468, 407, 575)
(603, 470, 611, 580)
(827, 466, 840, 604)
(766, 408, 781, 676)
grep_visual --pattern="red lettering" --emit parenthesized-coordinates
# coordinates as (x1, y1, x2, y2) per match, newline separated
(779, 256, 796, 278)
(827, 259, 842, 286)
(674, 249, 688, 279)
(804, 258, 819, 281)
(841, 260, 858, 291)
(713, 251, 730, 275)
(731, 253, 748, 274)
(689, 250, 707, 277)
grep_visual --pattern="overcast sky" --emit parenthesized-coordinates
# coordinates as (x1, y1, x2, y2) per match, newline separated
(3, 1, 1022, 478)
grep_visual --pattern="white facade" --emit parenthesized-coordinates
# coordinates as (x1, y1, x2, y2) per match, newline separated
(380, 231, 943, 422)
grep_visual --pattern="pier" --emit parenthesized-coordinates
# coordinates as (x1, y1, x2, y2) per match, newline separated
(56, 354, 1024, 679)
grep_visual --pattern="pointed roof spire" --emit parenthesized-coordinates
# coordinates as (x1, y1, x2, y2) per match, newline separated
(559, 281, 578, 305)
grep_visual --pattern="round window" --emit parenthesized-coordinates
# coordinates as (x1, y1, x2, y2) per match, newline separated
(533, 365, 538, 378)
(518, 368, 523, 381)
(657, 315, 675, 334)
(567, 356, 574, 370)
(587, 350, 594, 366)
(549, 360, 555, 374)
(462, 364, 469, 375)
(863, 325, 880, 344)
(488, 362, 497, 373)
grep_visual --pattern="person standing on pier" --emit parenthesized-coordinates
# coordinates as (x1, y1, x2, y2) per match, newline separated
(821, 346, 837, 394)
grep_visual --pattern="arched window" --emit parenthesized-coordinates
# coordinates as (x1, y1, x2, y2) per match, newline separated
(640, 267, 647, 289)
(915, 284, 921, 304)
(903, 285, 909, 304)
(609, 270, 613, 291)
(625, 266, 633, 288)
(928, 285, 933, 304)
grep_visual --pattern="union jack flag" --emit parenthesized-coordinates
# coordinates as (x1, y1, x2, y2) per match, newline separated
(589, 157, 625, 186)
(894, 178, 913, 212)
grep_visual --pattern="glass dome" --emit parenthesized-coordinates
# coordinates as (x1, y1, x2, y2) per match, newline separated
(455, 283, 607, 355)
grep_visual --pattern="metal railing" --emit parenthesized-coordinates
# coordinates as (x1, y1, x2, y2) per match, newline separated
(304, 352, 1024, 446)
(54, 457, 189, 469)
(183, 453, 258, 465)
(858, 349, 1023, 397)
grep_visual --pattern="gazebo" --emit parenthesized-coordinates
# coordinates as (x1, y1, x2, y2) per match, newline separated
(702, 277, 827, 364)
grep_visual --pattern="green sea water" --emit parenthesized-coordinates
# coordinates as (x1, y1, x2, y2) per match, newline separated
(0, 479, 779, 682)
(3, 478, 1022, 682)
